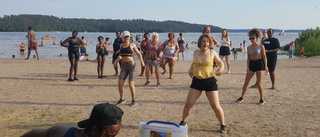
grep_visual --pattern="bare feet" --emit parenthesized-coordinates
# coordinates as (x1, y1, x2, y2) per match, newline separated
(138, 74, 144, 76)
(25, 58, 29, 60)
(162, 69, 167, 75)
(169, 77, 173, 79)
(227, 71, 231, 74)
(113, 74, 119, 76)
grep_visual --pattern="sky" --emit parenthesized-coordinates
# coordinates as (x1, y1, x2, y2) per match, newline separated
(1, 0, 319, 30)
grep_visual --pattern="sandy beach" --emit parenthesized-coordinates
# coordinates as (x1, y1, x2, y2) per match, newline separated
(0, 56, 320, 137)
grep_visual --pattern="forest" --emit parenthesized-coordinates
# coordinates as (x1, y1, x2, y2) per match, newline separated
(0, 14, 222, 33)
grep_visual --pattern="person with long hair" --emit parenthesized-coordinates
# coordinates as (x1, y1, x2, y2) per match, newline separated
(96, 36, 108, 78)
(113, 31, 145, 106)
(219, 29, 231, 73)
(161, 32, 180, 79)
(144, 32, 163, 87)
(236, 28, 268, 104)
(179, 34, 227, 133)
(60, 30, 84, 81)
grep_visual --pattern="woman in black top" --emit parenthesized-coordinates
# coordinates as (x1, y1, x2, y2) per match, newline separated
(60, 30, 84, 81)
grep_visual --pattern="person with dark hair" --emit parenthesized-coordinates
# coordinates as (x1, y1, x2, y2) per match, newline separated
(219, 29, 231, 73)
(19, 43, 26, 54)
(161, 32, 179, 79)
(114, 31, 145, 106)
(236, 28, 268, 105)
(202, 26, 220, 48)
(96, 36, 108, 78)
(177, 33, 186, 60)
(60, 30, 84, 81)
(139, 32, 152, 76)
(179, 34, 226, 133)
(20, 103, 124, 137)
(80, 36, 88, 54)
(26, 26, 40, 60)
(112, 31, 123, 76)
(251, 28, 280, 90)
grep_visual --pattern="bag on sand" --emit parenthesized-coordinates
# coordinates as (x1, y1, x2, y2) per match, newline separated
(139, 120, 188, 137)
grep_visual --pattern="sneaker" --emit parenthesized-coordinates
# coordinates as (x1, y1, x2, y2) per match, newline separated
(220, 125, 227, 133)
(129, 100, 136, 106)
(144, 81, 150, 86)
(179, 121, 187, 126)
(236, 97, 243, 103)
(68, 78, 74, 81)
(259, 99, 265, 105)
(116, 99, 126, 105)
(73, 77, 79, 81)
(156, 82, 160, 87)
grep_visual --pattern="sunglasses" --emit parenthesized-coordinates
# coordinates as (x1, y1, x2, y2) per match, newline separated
(249, 37, 255, 40)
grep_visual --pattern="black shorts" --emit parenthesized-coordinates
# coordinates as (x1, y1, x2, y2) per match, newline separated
(112, 53, 119, 63)
(68, 49, 80, 60)
(266, 53, 277, 72)
(249, 58, 265, 72)
(219, 46, 230, 56)
(190, 77, 218, 92)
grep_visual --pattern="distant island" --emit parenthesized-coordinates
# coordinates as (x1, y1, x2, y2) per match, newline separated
(0, 14, 222, 33)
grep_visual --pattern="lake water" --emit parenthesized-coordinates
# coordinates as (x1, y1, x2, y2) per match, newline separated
(0, 32, 299, 60)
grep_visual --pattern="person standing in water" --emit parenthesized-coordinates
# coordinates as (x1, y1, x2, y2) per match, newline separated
(26, 26, 40, 60)
(177, 33, 186, 60)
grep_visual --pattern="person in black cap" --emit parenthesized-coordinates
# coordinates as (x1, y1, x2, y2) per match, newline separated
(21, 103, 124, 137)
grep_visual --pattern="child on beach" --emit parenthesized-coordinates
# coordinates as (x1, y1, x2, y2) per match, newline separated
(231, 47, 237, 60)
(300, 47, 304, 57)
(240, 43, 243, 52)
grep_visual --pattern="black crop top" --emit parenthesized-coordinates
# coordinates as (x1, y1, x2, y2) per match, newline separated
(120, 44, 133, 57)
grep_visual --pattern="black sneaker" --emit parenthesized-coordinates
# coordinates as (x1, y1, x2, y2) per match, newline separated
(73, 77, 79, 81)
(236, 97, 243, 103)
(68, 78, 74, 81)
(220, 125, 227, 133)
(156, 82, 160, 87)
(129, 100, 136, 106)
(144, 81, 150, 86)
(259, 99, 265, 105)
(179, 121, 187, 126)
(116, 99, 126, 105)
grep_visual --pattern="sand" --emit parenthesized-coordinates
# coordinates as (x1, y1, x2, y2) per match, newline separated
(0, 56, 319, 137)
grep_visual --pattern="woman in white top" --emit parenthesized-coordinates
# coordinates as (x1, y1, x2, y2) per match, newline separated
(161, 32, 180, 79)
(219, 29, 231, 73)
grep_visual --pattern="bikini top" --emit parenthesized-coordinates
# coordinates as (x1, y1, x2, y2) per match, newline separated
(249, 47, 260, 55)
(193, 52, 215, 79)
(120, 44, 133, 57)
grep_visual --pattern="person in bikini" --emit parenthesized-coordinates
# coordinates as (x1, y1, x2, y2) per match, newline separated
(161, 32, 180, 79)
(19, 43, 26, 55)
(114, 31, 145, 106)
(26, 26, 40, 60)
(236, 28, 268, 105)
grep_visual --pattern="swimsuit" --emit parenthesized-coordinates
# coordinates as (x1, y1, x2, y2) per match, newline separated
(68, 37, 80, 60)
(178, 37, 184, 52)
(162, 43, 176, 59)
(119, 44, 135, 81)
(29, 40, 38, 50)
(248, 47, 260, 55)
(98, 44, 107, 57)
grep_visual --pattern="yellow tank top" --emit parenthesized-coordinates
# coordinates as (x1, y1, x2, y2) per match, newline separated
(193, 55, 215, 79)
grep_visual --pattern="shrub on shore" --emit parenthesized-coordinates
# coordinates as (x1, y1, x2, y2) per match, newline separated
(295, 27, 320, 56)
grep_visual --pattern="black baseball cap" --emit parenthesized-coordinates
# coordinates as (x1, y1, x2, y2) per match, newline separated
(78, 103, 124, 128)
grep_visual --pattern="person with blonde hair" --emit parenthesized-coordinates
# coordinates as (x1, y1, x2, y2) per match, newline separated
(161, 32, 179, 79)
(114, 31, 145, 106)
(236, 28, 268, 105)
(179, 34, 227, 133)
(144, 32, 163, 87)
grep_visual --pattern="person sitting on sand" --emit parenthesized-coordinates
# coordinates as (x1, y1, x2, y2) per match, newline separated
(161, 32, 179, 79)
(20, 103, 124, 137)
(179, 34, 227, 133)
(236, 28, 268, 105)
(19, 43, 26, 55)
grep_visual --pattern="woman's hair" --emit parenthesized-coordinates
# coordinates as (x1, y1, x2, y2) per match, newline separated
(144, 32, 149, 37)
(106, 37, 109, 41)
(197, 34, 213, 48)
(152, 32, 159, 42)
(248, 28, 261, 38)
(98, 36, 104, 40)
(168, 32, 175, 38)
(179, 33, 182, 36)
(72, 30, 78, 35)
(221, 29, 228, 38)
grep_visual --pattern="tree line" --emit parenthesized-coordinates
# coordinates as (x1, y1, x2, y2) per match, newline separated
(0, 14, 222, 33)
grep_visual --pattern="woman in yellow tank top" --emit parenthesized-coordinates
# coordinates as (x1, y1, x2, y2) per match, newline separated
(179, 34, 227, 133)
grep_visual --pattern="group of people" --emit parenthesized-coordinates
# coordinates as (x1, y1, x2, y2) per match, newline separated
(21, 25, 283, 135)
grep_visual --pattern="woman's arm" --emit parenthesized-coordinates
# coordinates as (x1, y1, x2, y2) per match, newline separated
(212, 50, 224, 76)
(132, 44, 145, 67)
(173, 41, 180, 57)
(96, 44, 101, 53)
(211, 35, 220, 47)
(246, 46, 250, 72)
(60, 38, 70, 47)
